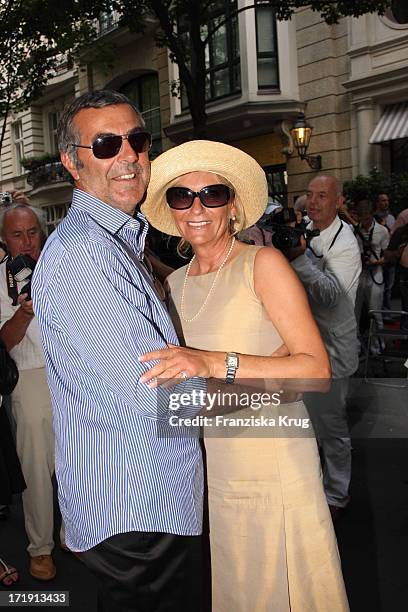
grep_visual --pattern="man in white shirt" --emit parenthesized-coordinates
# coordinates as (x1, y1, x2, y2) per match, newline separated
(374, 192, 395, 232)
(354, 200, 389, 354)
(288, 175, 362, 518)
(374, 192, 395, 312)
(0, 203, 57, 581)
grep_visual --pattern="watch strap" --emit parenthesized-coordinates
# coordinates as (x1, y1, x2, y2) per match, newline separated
(225, 351, 239, 384)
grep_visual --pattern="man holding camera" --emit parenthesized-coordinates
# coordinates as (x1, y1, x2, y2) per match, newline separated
(354, 199, 389, 353)
(286, 175, 362, 519)
(373, 192, 395, 314)
(0, 201, 58, 581)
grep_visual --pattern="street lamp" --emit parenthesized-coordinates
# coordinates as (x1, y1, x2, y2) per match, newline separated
(290, 114, 322, 171)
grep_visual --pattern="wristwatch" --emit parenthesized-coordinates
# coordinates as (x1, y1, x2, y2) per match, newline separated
(225, 352, 239, 384)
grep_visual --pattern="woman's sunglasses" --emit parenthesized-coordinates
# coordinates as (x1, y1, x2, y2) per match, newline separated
(70, 130, 152, 159)
(166, 184, 233, 210)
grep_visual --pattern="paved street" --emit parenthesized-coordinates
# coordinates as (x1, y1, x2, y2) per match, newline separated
(1, 376, 408, 611)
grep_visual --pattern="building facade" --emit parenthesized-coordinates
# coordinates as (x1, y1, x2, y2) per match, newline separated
(1, 1, 407, 231)
(344, 2, 408, 176)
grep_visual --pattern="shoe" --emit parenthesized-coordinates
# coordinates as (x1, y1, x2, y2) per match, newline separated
(29, 555, 56, 581)
(0, 558, 18, 587)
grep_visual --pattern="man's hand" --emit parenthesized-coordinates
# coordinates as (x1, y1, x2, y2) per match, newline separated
(0, 294, 35, 351)
(10, 190, 30, 206)
(17, 294, 34, 317)
(282, 235, 307, 262)
(139, 343, 221, 387)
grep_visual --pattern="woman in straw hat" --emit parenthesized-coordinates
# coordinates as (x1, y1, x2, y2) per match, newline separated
(140, 140, 349, 612)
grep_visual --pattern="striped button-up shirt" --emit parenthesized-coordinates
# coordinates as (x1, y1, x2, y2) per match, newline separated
(32, 189, 204, 552)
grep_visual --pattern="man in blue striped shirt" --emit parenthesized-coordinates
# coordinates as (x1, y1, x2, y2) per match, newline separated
(32, 91, 205, 612)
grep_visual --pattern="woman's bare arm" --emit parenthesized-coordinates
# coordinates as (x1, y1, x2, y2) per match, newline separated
(139, 247, 330, 386)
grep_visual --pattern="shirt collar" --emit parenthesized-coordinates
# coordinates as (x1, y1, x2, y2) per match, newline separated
(71, 188, 148, 253)
(374, 208, 388, 219)
(359, 220, 375, 233)
(308, 215, 342, 245)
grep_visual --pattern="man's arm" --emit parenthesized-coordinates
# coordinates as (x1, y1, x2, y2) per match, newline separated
(33, 240, 203, 418)
(291, 241, 361, 308)
(384, 227, 408, 263)
(0, 295, 34, 352)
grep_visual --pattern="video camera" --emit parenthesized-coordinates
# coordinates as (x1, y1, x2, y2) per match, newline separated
(260, 207, 320, 251)
(6, 254, 36, 303)
(0, 192, 12, 206)
(361, 239, 374, 265)
(353, 225, 377, 266)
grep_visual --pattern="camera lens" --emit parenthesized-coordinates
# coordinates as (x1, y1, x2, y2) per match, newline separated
(272, 228, 300, 250)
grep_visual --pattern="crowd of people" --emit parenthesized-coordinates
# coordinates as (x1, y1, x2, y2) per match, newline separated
(0, 88, 407, 610)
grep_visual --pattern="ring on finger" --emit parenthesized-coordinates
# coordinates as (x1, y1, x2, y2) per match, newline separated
(179, 371, 189, 380)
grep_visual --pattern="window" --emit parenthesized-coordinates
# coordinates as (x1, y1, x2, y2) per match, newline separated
(255, 2, 279, 89)
(98, 10, 118, 34)
(13, 121, 24, 175)
(390, 138, 408, 173)
(180, 0, 241, 108)
(44, 203, 70, 234)
(388, 0, 408, 24)
(263, 165, 287, 206)
(120, 74, 162, 158)
(48, 112, 59, 154)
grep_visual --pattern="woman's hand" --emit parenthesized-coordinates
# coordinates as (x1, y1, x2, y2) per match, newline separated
(139, 344, 221, 387)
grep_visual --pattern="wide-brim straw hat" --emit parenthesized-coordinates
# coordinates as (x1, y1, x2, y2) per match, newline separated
(141, 140, 268, 237)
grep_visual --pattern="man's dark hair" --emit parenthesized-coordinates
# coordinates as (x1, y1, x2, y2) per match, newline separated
(57, 90, 145, 168)
(356, 199, 374, 217)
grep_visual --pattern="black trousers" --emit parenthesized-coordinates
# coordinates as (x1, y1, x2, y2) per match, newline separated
(81, 531, 203, 612)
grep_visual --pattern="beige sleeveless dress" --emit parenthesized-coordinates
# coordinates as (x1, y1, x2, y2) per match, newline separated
(167, 246, 349, 612)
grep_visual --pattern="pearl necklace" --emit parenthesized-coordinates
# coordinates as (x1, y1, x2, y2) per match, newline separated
(181, 237, 236, 322)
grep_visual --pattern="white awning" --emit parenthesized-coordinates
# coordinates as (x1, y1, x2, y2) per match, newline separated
(369, 102, 408, 144)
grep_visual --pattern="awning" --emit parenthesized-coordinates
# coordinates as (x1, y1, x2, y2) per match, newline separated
(369, 102, 408, 144)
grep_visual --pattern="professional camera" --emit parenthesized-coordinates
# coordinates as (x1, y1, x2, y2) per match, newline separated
(6, 254, 36, 303)
(361, 240, 374, 265)
(261, 208, 320, 251)
(0, 192, 12, 206)
(353, 225, 376, 267)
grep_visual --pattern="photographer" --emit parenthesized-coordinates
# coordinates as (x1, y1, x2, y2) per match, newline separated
(354, 200, 389, 354)
(0, 202, 58, 581)
(283, 175, 362, 519)
(385, 221, 408, 331)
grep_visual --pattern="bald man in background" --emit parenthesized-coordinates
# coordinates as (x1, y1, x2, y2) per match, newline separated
(286, 175, 362, 519)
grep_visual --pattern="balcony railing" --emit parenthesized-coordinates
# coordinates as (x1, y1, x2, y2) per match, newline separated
(26, 162, 70, 189)
(98, 11, 120, 35)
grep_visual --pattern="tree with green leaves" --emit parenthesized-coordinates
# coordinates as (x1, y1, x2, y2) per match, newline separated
(110, 0, 392, 138)
(0, 0, 391, 154)
(0, 0, 114, 153)
(343, 167, 408, 216)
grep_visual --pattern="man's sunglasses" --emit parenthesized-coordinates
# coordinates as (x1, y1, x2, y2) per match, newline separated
(70, 130, 152, 159)
(166, 184, 233, 210)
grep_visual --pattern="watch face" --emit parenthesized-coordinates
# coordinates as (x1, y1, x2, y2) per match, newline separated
(226, 353, 238, 368)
